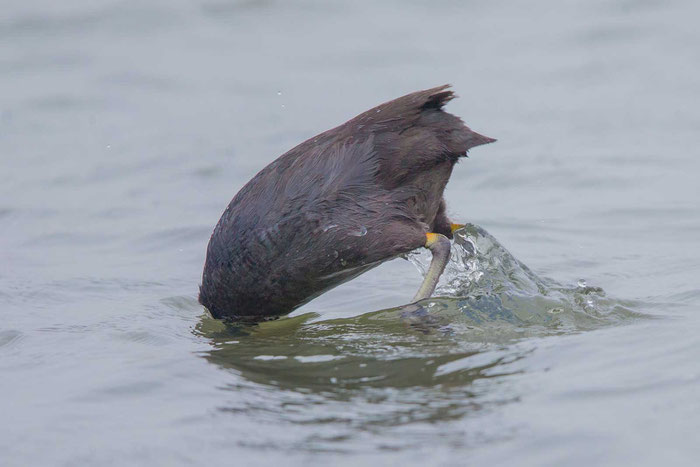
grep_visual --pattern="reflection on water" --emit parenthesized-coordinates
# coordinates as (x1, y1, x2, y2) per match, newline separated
(194, 225, 642, 440)
(196, 312, 521, 444)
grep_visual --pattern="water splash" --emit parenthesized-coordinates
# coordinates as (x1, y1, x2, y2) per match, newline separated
(405, 224, 641, 334)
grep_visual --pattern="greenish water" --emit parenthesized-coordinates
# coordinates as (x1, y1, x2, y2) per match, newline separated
(2, 1, 700, 466)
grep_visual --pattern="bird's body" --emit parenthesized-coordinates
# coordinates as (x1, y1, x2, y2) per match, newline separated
(199, 85, 494, 321)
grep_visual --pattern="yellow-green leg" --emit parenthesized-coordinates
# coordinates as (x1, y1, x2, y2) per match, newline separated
(412, 232, 451, 302)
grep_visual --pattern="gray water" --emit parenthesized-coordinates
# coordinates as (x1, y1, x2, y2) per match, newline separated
(2, 1, 700, 466)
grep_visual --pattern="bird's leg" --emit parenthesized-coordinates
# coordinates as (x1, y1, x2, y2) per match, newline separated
(412, 233, 451, 302)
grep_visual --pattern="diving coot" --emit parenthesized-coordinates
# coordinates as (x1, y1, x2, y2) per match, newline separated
(199, 85, 495, 321)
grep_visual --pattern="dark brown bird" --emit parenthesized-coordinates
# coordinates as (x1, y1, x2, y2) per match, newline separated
(199, 85, 495, 321)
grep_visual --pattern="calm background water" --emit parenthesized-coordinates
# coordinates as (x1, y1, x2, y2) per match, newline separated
(2, 1, 700, 466)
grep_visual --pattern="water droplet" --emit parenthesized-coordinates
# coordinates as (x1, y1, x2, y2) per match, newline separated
(106, 145, 111, 149)
(322, 224, 338, 232)
(277, 91, 282, 96)
(332, 250, 339, 259)
(350, 226, 367, 237)
(577, 279, 587, 288)
(340, 258, 347, 266)
(376, 109, 381, 113)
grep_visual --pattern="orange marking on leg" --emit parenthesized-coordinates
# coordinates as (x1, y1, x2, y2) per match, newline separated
(450, 223, 465, 233)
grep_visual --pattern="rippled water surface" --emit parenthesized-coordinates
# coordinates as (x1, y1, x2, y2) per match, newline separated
(2, 1, 700, 466)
